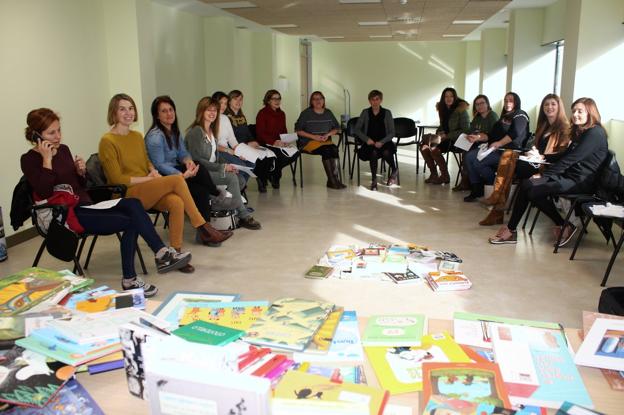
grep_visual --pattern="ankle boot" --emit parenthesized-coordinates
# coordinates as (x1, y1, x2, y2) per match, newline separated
(387, 168, 398, 186)
(421, 147, 438, 183)
(370, 177, 378, 191)
(452, 161, 470, 191)
(431, 148, 450, 184)
(479, 208, 504, 226)
(197, 223, 233, 245)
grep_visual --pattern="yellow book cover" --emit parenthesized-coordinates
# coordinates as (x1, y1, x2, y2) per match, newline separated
(178, 301, 268, 330)
(274, 371, 389, 415)
(306, 307, 344, 353)
(364, 331, 470, 395)
(243, 298, 335, 352)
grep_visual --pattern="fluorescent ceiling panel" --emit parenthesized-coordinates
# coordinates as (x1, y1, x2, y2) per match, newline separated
(339, 0, 381, 3)
(211, 1, 257, 9)
(358, 21, 388, 26)
(269, 24, 298, 28)
(452, 19, 484, 24)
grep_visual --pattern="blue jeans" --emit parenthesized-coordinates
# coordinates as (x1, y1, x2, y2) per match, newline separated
(218, 151, 254, 183)
(465, 147, 502, 185)
(75, 198, 165, 280)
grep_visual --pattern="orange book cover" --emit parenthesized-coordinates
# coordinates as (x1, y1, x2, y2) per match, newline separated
(422, 362, 511, 410)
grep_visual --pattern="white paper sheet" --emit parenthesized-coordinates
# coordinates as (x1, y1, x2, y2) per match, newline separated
(234, 164, 257, 178)
(279, 133, 298, 144)
(476, 143, 496, 161)
(234, 143, 275, 163)
(81, 199, 122, 209)
(453, 133, 473, 151)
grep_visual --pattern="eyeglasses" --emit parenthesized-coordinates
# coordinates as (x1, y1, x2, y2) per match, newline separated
(270, 96, 281, 101)
(476, 101, 487, 106)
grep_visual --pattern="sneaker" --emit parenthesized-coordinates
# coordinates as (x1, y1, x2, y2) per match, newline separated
(238, 216, 262, 230)
(557, 224, 578, 247)
(488, 227, 517, 244)
(122, 277, 158, 298)
(155, 248, 192, 274)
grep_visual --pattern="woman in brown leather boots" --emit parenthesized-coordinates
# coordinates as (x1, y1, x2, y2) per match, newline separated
(420, 88, 469, 185)
(479, 94, 570, 226)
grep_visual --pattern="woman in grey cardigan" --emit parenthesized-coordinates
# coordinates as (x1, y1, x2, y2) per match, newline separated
(185, 97, 261, 230)
(354, 90, 396, 190)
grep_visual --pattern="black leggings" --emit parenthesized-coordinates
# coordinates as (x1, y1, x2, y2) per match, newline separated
(309, 144, 339, 160)
(507, 177, 573, 231)
(76, 198, 165, 280)
(358, 142, 397, 178)
(180, 164, 218, 221)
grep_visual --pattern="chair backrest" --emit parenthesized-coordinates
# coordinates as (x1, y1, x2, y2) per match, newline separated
(346, 117, 359, 138)
(393, 117, 417, 139)
(596, 150, 623, 203)
(85, 153, 108, 188)
(9, 176, 32, 231)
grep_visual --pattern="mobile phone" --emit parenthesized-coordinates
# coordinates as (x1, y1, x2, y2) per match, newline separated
(31, 131, 43, 143)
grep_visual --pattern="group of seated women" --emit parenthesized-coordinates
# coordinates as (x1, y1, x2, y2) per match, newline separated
(422, 87, 609, 247)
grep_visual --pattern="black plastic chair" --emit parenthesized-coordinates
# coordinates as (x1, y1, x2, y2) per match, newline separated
(341, 117, 360, 185)
(248, 123, 300, 187)
(391, 117, 418, 185)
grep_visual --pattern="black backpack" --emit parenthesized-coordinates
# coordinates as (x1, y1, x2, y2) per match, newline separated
(599, 287, 624, 316)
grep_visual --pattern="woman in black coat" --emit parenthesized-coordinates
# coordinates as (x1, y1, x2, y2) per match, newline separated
(489, 97, 608, 246)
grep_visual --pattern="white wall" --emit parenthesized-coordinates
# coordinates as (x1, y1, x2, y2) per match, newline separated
(312, 41, 468, 125)
(479, 29, 508, 114)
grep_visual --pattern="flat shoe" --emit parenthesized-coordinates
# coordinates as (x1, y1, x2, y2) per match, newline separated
(178, 263, 195, 273)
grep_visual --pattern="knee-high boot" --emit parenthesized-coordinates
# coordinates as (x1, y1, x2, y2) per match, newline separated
(431, 147, 450, 184)
(483, 150, 518, 206)
(420, 147, 438, 183)
(323, 158, 346, 189)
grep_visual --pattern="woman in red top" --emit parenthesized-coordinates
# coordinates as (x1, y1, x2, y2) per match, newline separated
(255, 89, 299, 189)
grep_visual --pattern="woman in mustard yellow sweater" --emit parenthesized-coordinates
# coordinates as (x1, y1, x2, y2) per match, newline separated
(99, 94, 232, 272)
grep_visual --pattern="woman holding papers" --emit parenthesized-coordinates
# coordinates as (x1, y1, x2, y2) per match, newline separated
(23, 108, 191, 297)
(463, 92, 529, 202)
(99, 93, 232, 260)
(489, 97, 607, 245)
(452, 94, 499, 192)
(186, 97, 261, 230)
(255, 89, 299, 189)
(420, 87, 470, 185)
(145, 95, 236, 222)
(213, 91, 275, 193)
(478, 94, 570, 226)
(295, 91, 346, 189)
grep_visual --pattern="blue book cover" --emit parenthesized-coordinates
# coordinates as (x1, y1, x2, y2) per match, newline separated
(65, 286, 116, 310)
(29, 328, 118, 355)
(3, 379, 104, 414)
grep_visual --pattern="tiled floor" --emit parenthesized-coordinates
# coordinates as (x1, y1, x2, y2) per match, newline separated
(1, 146, 620, 328)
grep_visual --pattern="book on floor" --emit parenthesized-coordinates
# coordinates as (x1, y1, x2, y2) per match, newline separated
(2, 379, 103, 415)
(151, 291, 239, 328)
(302, 307, 344, 354)
(422, 361, 512, 412)
(273, 370, 389, 415)
(574, 318, 624, 371)
(292, 310, 365, 363)
(304, 265, 334, 279)
(0, 268, 71, 317)
(243, 298, 335, 352)
(425, 271, 472, 291)
(365, 331, 471, 394)
(361, 314, 426, 347)
(178, 300, 268, 330)
(300, 363, 367, 384)
(0, 346, 75, 408)
(172, 320, 244, 346)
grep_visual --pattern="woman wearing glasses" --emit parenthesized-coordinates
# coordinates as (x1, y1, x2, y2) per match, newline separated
(255, 89, 299, 189)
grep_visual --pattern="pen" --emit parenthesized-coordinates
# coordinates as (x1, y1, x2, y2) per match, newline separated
(251, 354, 287, 377)
(139, 318, 171, 336)
(238, 347, 271, 371)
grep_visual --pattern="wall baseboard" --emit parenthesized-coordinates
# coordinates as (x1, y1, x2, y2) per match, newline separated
(6, 227, 38, 248)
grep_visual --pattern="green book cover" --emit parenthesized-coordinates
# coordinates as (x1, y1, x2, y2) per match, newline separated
(362, 314, 426, 346)
(172, 320, 244, 346)
(304, 265, 333, 279)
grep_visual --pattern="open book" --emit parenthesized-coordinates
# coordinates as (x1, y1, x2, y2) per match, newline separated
(234, 143, 275, 163)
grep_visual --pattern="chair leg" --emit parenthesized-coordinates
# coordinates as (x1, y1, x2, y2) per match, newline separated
(395, 152, 400, 185)
(601, 232, 624, 287)
(522, 204, 533, 230)
(507, 184, 519, 214)
(415, 143, 420, 175)
(299, 154, 303, 188)
(290, 157, 297, 187)
(136, 244, 148, 275)
(84, 235, 98, 270)
(33, 240, 47, 267)
(153, 212, 160, 226)
(357, 151, 361, 187)
(73, 257, 85, 276)
(528, 210, 541, 235)
(75, 236, 88, 266)
(570, 215, 591, 260)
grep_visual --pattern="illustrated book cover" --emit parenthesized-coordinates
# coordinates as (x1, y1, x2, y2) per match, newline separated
(361, 314, 426, 347)
(178, 300, 268, 330)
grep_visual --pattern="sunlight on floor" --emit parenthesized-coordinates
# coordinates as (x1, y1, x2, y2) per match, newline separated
(355, 186, 425, 213)
(352, 224, 408, 245)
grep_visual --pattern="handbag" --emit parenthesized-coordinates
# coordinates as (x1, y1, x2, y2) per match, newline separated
(45, 216, 79, 262)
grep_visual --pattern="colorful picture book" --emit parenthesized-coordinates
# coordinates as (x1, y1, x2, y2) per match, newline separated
(300, 363, 367, 384)
(303, 307, 344, 354)
(151, 291, 239, 328)
(422, 362, 512, 412)
(575, 318, 624, 371)
(425, 271, 472, 291)
(0, 268, 71, 317)
(383, 270, 422, 285)
(178, 300, 268, 330)
(243, 298, 335, 352)
(304, 265, 334, 279)
(293, 310, 365, 363)
(361, 314, 426, 346)
(490, 323, 592, 409)
(2, 379, 104, 415)
(365, 332, 471, 394)
(273, 371, 389, 415)
(172, 320, 244, 346)
(0, 346, 75, 408)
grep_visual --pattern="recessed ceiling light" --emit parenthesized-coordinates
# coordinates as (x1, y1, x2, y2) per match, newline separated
(339, 0, 381, 3)
(452, 20, 484, 25)
(358, 21, 388, 26)
(369, 35, 393, 38)
(321, 36, 345, 39)
(211, 1, 257, 9)
(442, 34, 466, 37)
(269, 24, 298, 28)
